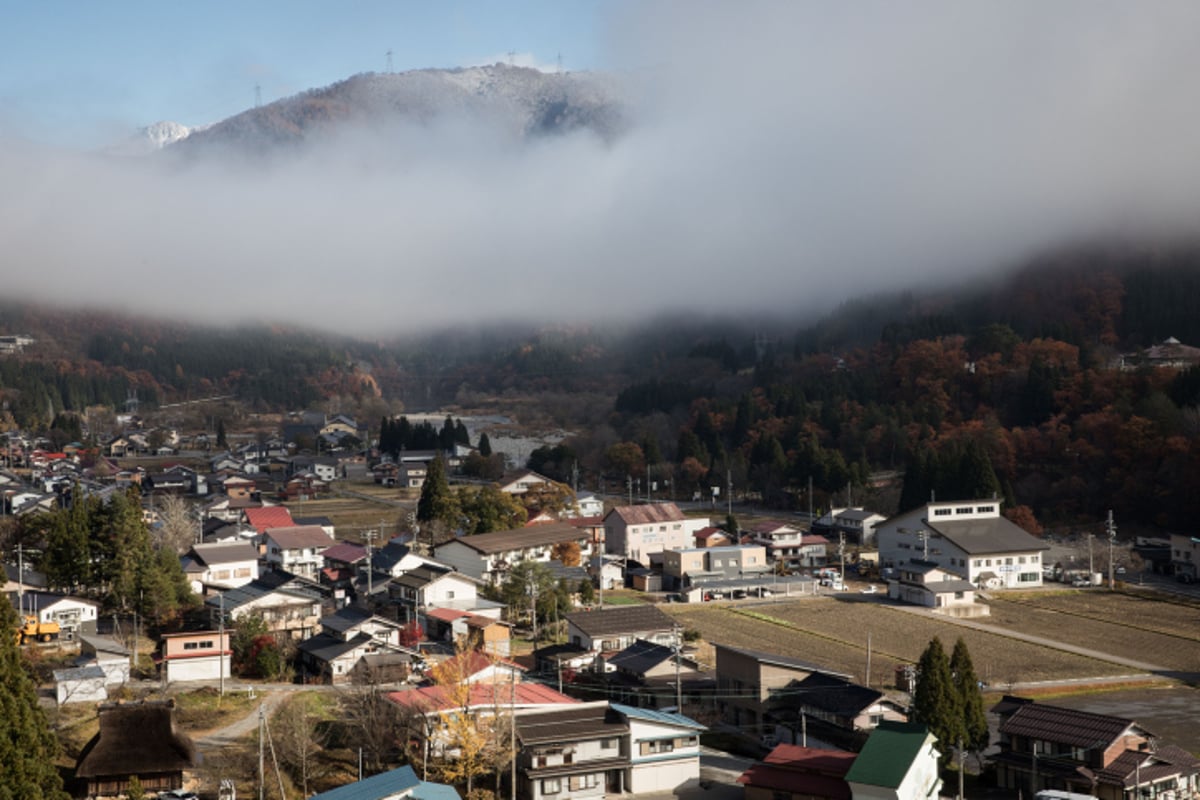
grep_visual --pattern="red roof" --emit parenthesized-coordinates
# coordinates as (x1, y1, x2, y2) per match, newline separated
(737, 745, 856, 798)
(426, 608, 470, 623)
(388, 682, 578, 713)
(321, 541, 367, 563)
(244, 506, 296, 533)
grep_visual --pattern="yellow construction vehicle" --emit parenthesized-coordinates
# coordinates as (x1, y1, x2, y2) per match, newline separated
(15, 615, 60, 645)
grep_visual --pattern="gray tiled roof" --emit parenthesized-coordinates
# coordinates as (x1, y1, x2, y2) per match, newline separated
(565, 604, 674, 637)
(927, 517, 1050, 555)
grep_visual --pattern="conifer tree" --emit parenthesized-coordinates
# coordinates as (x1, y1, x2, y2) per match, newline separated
(0, 601, 70, 800)
(417, 457, 456, 525)
(478, 432, 492, 457)
(950, 637, 989, 753)
(911, 636, 962, 761)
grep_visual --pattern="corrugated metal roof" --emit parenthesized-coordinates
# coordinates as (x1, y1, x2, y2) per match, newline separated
(844, 722, 934, 789)
(607, 503, 688, 525)
(564, 604, 674, 638)
(999, 702, 1136, 748)
(307, 765, 419, 800)
(611, 703, 705, 730)
(439, 523, 585, 555)
(264, 525, 335, 550)
(243, 506, 295, 532)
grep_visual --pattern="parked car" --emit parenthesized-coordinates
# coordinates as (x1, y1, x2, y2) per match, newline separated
(860, 584, 879, 594)
(1072, 577, 1093, 588)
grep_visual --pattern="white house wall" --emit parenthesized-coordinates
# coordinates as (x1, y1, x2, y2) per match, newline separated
(165, 653, 231, 683)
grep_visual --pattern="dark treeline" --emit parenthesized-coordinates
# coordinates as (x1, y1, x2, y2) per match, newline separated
(378, 415, 470, 457)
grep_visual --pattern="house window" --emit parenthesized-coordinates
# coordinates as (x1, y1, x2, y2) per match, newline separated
(601, 737, 618, 750)
(976, 505, 995, 514)
(641, 739, 674, 755)
(234, 568, 251, 578)
(446, 591, 455, 600)
(934, 509, 952, 517)
(955, 506, 972, 515)
(973, 560, 982, 567)
(1018, 572, 1039, 583)
(541, 779, 561, 795)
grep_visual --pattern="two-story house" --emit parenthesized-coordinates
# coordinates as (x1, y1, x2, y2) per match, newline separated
(845, 722, 943, 800)
(263, 525, 336, 579)
(1169, 533, 1199, 582)
(888, 559, 982, 614)
(158, 630, 231, 683)
(811, 507, 888, 547)
(875, 500, 1049, 589)
(513, 701, 704, 800)
(603, 504, 710, 563)
(745, 521, 811, 567)
(767, 672, 908, 748)
(992, 696, 1200, 800)
(565, 604, 677, 654)
(662, 544, 771, 590)
(387, 565, 482, 624)
(714, 643, 852, 735)
(180, 542, 259, 594)
(296, 605, 416, 684)
(434, 523, 593, 584)
(206, 571, 326, 641)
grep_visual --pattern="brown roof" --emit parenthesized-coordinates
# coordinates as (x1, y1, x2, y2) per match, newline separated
(606, 503, 687, 525)
(244, 506, 296, 532)
(565, 604, 675, 638)
(516, 703, 627, 745)
(441, 523, 586, 555)
(264, 525, 335, 549)
(75, 701, 197, 779)
(998, 701, 1138, 748)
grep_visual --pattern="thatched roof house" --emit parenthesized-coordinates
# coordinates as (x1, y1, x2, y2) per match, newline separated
(74, 700, 197, 797)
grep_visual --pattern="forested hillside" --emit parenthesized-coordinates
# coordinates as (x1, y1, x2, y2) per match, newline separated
(2, 245, 1200, 531)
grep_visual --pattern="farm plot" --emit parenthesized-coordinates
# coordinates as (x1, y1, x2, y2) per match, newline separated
(980, 593, 1200, 674)
(666, 604, 891, 683)
(666, 598, 1130, 687)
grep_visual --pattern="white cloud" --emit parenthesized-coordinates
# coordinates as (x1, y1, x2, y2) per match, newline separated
(5, 2, 1200, 335)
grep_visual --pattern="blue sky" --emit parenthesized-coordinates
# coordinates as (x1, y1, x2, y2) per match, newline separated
(0, 0, 605, 146)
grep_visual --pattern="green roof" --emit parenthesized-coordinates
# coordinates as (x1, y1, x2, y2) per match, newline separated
(845, 722, 935, 789)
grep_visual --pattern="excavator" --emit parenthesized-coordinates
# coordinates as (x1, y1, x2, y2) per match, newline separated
(13, 615, 60, 645)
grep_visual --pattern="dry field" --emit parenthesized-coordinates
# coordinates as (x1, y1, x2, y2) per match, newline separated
(283, 483, 416, 540)
(979, 591, 1200, 674)
(665, 597, 1132, 689)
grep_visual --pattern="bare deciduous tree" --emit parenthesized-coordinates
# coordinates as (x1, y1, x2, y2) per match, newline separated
(156, 494, 197, 554)
(273, 693, 329, 796)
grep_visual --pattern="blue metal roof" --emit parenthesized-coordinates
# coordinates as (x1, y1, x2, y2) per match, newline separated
(308, 766, 422, 800)
(611, 703, 705, 730)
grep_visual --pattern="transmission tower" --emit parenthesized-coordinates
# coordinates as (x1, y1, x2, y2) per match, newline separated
(386, 49, 394, 73)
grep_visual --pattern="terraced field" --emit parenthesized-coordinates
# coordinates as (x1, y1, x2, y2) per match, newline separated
(665, 596, 1130, 688)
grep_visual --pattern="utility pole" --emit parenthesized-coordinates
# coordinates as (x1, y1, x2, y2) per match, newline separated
(16, 544, 24, 617)
(259, 703, 266, 800)
(219, 593, 225, 697)
(365, 526, 380, 597)
(958, 737, 965, 800)
(1088, 533, 1094, 576)
(726, 469, 733, 517)
(838, 532, 846, 586)
(673, 622, 682, 712)
(1107, 510, 1117, 591)
(626, 474, 633, 506)
(865, 631, 872, 688)
(528, 582, 539, 645)
(510, 668, 517, 800)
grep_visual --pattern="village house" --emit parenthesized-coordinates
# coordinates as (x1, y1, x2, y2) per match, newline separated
(744, 520, 810, 567)
(262, 525, 336, 579)
(600, 638, 714, 712)
(434, 523, 594, 584)
(296, 606, 417, 684)
(737, 744, 857, 800)
(387, 565, 482, 625)
(74, 700, 198, 797)
(875, 500, 1049, 590)
(812, 507, 888, 547)
(206, 572, 326, 641)
(565, 604, 677, 654)
(1169, 533, 1199, 583)
(845, 722, 943, 800)
(180, 541, 260, 594)
(662, 544, 770, 591)
(887, 559, 984, 615)
(603, 504, 710, 563)
(158, 630, 231, 684)
(14, 591, 100, 641)
(714, 643, 851, 736)
(307, 764, 459, 800)
(992, 696, 1200, 800)
(767, 672, 909, 748)
(513, 701, 704, 800)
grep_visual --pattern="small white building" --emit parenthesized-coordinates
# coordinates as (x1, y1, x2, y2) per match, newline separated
(78, 635, 132, 685)
(54, 665, 108, 705)
(160, 630, 231, 684)
(434, 523, 594, 584)
(845, 722, 942, 800)
(17, 592, 100, 640)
